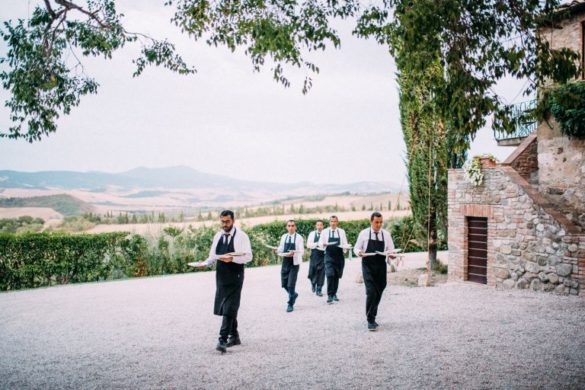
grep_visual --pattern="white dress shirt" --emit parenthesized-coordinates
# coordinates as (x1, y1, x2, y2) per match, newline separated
(203, 227, 253, 266)
(353, 228, 395, 257)
(277, 233, 305, 265)
(306, 230, 324, 249)
(318, 227, 348, 248)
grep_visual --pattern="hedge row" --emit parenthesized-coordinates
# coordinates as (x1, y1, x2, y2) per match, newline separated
(0, 232, 128, 290)
(0, 216, 434, 291)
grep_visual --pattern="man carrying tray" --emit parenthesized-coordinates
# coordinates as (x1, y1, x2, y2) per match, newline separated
(306, 220, 325, 296)
(319, 215, 350, 304)
(276, 220, 304, 312)
(353, 211, 396, 331)
(192, 210, 253, 353)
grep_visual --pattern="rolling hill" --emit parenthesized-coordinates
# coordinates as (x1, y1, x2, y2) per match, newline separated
(0, 194, 93, 216)
(0, 166, 400, 194)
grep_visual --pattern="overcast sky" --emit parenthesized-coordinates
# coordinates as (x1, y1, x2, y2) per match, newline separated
(0, 0, 525, 186)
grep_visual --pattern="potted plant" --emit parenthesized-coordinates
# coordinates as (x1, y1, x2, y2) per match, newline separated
(479, 154, 498, 168)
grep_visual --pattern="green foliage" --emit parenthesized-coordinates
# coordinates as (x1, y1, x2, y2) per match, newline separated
(0, 232, 128, 290)
(1, 1, 582, 142)
(397, 57, 450, 262)
(169, 0, 358, 94)
(0, 216, 45, 233)
(387, 215, 447, 253)
(546, 81, 585, 139)
(0, 229, 215, 291)
(355, 0, 581, 139)
(0, 1, 193, 141)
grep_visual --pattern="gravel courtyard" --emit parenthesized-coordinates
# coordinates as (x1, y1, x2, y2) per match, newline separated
(1, 253, 584, 389)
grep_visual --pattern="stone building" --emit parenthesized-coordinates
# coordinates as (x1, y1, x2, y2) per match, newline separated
(448, 1, 585, 296)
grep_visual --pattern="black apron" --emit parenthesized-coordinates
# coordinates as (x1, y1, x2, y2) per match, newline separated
(281, 233, 299, 289)
(307, 231, 325, 282)
(325, 229, 345, 279)
(362, 229, 387, 313)
(213, 229, 244, 317)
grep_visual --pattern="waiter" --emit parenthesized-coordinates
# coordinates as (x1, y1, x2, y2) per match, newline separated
(276, 220, 304, 312)
(194, 210, 253, 353)
(354, 211, 395, 331)
(319, 215, 349, 304)
(306, 220, 325, 296)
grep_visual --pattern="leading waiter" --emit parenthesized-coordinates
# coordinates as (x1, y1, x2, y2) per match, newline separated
(353, 211, 395, 331)
(195, 210, 253, 353)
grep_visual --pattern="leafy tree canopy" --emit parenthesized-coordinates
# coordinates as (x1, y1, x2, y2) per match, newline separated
(355, 0, 581, 143)
(1, 0, 581, 142)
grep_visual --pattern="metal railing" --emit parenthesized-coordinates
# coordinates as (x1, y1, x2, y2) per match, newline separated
(493, 100, 537, 142)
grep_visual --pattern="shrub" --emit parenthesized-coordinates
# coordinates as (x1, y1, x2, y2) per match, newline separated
(0, 232, 128, 290)
(547, 81, 585, 139)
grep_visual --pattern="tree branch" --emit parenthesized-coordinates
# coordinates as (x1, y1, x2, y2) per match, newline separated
(43, 0, 57, 19)
(53, 0, 111, 29)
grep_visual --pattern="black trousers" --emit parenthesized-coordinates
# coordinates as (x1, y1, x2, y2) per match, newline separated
(363, 258, 387, 323)
(327, 275, 340, 296)
(312, 267, 325, 289)
(365, 287, 383, 322)
(219, 315, 238, 341)
(281, 260, 299, 295)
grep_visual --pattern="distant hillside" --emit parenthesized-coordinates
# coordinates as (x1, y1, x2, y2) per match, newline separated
(0, 194, 92, 216)
(0, 166, 401, 194)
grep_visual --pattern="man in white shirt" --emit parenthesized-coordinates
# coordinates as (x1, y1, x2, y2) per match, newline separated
(194, 210, 253, 353)
(319, 215, 349, 304)
(353, 211, 396, 331)
(306, 220, 325, 296)
(277, 220, 305, 312)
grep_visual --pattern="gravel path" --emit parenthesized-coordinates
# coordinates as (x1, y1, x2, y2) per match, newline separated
(1, 253, 584, 389)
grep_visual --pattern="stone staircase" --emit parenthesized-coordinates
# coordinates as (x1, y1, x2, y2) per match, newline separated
(502, 132, 583, 234)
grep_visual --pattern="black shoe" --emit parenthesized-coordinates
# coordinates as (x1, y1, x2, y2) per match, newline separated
(226, 336, 241, 347)
(216, 339, 227, 353)
(316, 289, 323, 297)
(311, 284, 316, 293)
(327, 296, 333, 304)
(373, 321, 379, 329)
(367, 322, 377, 331)
(332, 295, 339, 302)
(287, 304, 294, 312)
(288, 292, 299, 305)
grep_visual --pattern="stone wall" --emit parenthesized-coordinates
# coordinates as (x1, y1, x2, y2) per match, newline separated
(537, 10, 585, 216)
(448, 167, 584, 296)
(540, 8, 584, 56)
(537, 119, 585, 220)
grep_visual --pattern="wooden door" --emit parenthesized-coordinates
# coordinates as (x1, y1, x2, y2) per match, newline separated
(467, 217, 488, 284)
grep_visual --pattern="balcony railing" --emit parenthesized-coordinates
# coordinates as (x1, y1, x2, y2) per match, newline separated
(494, 100, 537, 146)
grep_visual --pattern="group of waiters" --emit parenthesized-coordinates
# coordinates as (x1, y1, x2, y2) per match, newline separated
(194, 210, 396, 353)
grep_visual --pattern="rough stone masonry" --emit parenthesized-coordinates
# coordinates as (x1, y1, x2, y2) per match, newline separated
(448, 167, 585, 296)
